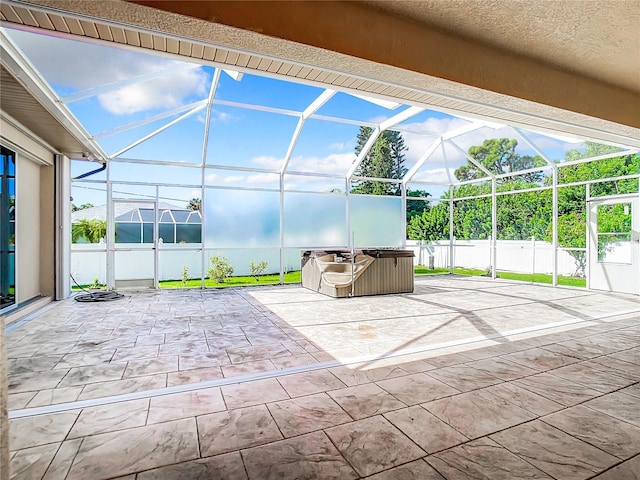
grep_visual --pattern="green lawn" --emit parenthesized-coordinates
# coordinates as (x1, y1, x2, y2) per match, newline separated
(414, 265, 585, 287)
(159, 271, 301, 289)
(75, 266, 585, 290)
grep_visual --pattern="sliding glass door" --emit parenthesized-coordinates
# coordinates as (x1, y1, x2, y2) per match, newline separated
(0, 146, 16, 311)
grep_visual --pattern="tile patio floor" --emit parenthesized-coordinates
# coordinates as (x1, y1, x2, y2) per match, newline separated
(6, 275, 640, 479)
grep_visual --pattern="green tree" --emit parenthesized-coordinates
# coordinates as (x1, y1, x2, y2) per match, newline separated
(407, 202, 450, 241)
(454, 138, 546, 183)
(71, 203, 94, 212)
(351, 127, 407, 195)
(72, 219, 106, 243)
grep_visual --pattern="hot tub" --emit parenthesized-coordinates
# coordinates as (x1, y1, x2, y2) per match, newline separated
(301, 249, 414, 298)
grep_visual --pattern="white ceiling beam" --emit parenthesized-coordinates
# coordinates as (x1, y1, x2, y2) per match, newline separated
(558, 149, 638, 168)
(513, 127, 556, 169)
(403, 139, 442, 185)
(302, 89, 336, 119)
(93, 100, 207, 139)
(346, 126, 381, 181)
(379, 106, 425, 131)
(281, 89, 336, 174)
(212, 99, 300, 117)
(110, 102, 206, 158)
(222, 68, 243, 81)
(61, 63, 200, 104)
(201, 68, 222, 166)
(352, 93, 401, 110)
(447, 140, 496, 179)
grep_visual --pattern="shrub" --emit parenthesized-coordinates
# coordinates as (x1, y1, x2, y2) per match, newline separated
(181, 266, 190, 287)
(208, 255, 234, 283)
(249, 260, 268, 282)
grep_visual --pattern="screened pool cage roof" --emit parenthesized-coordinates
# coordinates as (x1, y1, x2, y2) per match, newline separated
(71, 202, 202, 224)
(1, 21, 638, 195)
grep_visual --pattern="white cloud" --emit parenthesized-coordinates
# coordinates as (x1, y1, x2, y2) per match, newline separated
(6, 28, 208, 115)
(411, 167, 454, 185)
(98, 68, 208, 115)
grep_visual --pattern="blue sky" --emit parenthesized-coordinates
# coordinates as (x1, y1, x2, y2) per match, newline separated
(5, 25, 601, 209)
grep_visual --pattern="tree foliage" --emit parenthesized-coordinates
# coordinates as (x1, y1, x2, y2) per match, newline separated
(454, 138, 546, 183)
(72, 219, 106, 243)
(408, 139, 639, 277)
(351, 127, 407, 195)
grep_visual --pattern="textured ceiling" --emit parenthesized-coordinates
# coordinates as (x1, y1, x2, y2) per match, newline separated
(363, 0, 640, 93)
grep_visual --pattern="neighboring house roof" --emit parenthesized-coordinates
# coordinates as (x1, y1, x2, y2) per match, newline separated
(71, 202, 202, 224)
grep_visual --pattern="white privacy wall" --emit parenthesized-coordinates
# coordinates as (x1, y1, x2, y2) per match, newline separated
(406, 240, 580, 276)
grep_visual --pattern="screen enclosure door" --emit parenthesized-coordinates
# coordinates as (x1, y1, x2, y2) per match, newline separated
(588, 195, 639, 294)
(110, 199, 158, 289)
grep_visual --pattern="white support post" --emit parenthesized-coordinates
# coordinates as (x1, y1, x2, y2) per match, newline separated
(401, 183, 407, 248)
(106, 172, 114, 290)
(279, 174, 285, 285)
(449, 185, 455, 274)
(154, 186, 159, 289)
(491, 178, 497, 279)
(552, 168, 559, 286)
(585, 183, 591, 290)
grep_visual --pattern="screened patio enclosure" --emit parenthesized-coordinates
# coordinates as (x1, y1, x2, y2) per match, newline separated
(2, 24, 638, 294)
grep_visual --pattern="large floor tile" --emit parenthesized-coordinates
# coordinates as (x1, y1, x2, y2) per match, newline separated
(276, 369, 345, 397)
(592, 455, 640, 480)
(328, 382, 406, 420)
(490, 419, 618, 480)
(42, 438, 83, 480)
(547, 362, 637, 393)
(137, 451, 248, 480)
(427, 365, 503, 391)
(197, 404, 283, 456)
(541, 404, 640, 459)
(147, 387, 226, 424)
(66, 418, 199, 480)
(329, 364, 409, 386)
(267, 393, 351, 437)
(481, 382, 563, 416)
(9, 443, 60, 480)
(583, 391, 640, 427)
(514, 372, 601, 406)
(325, 415, 425, 477)
(465, 356, 538, 381)
(422, 387, 536, 439)
(427, 437, 552, 479)
(501, 347, 580, 372)
(377, 372, 460, 405)
(77, 374, 167, 400)
(68, 399, 149, 439)
(10, 411, 79, 450)
(241, 431, 357, 480)
(365, 459, 444, 480)
(221, 378, 289, 409)
(384, 405, 468, 453)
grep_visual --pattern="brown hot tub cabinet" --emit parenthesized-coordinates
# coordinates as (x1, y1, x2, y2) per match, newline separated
(301, 249, 414, 298)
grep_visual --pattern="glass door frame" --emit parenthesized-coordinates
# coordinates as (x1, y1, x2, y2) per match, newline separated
(107, 193, 159, 290)
(0, 146, 16, 312)
(587, 192, 640, 295)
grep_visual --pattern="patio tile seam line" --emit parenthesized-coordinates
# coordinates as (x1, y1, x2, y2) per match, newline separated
(587, 453, 640, 480)
(8, 306, 640, 418)
(536, 416, 640, 462)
